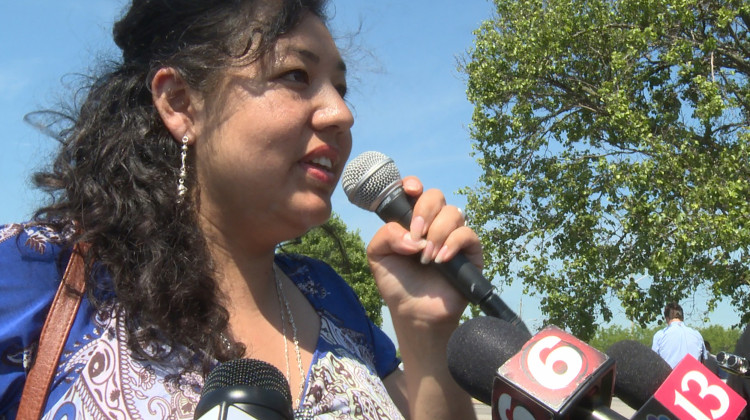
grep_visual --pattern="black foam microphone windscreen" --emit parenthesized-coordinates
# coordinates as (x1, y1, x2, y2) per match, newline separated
(446, 316, 532, 405)
(605, 340, 672, 409)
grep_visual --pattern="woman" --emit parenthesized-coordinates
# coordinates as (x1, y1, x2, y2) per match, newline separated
(0, 0, 480, 418)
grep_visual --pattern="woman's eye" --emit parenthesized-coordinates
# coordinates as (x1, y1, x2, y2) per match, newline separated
(280, 70, 310, 85)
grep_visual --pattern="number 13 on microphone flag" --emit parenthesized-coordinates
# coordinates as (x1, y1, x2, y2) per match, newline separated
(492, 325, 616, 419)
(637, 354, 746, 420)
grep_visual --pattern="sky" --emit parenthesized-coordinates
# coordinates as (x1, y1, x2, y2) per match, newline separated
(0, 1, 740, 341)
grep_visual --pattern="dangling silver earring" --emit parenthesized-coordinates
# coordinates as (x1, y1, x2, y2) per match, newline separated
(177, 134, 189, 201)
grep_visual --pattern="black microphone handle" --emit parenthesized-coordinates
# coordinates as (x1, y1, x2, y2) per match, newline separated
(375, 184, 530, 335)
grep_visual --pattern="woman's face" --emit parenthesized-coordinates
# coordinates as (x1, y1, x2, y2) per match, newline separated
(192, 13, 354, 250)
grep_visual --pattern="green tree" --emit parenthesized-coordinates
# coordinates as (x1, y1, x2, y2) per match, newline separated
(589, 324, 657, 352)
(701, 324, 742, 353)
(278, 212, 383, 326)
(588, 323, 742, 353)
(462, 0, 750, 339)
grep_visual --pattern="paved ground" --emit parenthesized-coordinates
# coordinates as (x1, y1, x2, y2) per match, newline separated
(473, 397, 636, 419)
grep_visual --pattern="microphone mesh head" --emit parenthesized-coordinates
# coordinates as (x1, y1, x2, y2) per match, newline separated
(201, 358, 292, 403)
(341, 151, 401, 210)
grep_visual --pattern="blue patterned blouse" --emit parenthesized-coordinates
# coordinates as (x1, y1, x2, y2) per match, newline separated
(0, 223, 403, 419)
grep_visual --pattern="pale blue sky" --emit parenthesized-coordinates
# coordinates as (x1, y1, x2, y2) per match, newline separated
(0, 1, 739, 337)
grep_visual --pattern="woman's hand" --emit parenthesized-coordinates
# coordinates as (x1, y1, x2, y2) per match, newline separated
(371, 175, 481, 420)
(366, 175, 483, 329)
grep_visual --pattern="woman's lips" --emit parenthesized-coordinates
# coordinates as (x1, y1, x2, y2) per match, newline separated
(302, 154, 338, 185)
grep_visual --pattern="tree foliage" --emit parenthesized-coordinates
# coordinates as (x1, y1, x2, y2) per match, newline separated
(462, 0, 750, 339)
(701, 323, 743, 353)
(588, 324, 656, 352)
(278, 213, 383, 326)
(588, 323, 742, 354)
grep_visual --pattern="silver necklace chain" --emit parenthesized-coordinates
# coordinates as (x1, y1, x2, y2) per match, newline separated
(274, 264, 305, 407)
(218, 266, 305, 407)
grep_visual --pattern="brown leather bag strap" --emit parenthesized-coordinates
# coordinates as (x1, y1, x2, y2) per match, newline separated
(18, 243, 88, 419)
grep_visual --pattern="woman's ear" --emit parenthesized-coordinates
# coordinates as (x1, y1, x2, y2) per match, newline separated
(151, 67, 201, 143)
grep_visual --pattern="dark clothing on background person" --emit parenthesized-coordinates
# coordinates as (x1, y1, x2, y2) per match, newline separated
(728, 325, 750, 419)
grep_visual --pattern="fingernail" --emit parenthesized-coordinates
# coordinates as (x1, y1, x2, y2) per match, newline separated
(410, 216, 425, 241)
(403, 232, 426, 249)
(420, 241, 435, 265)
(403, 178, 420, 192)
(434, 245, 449, 264)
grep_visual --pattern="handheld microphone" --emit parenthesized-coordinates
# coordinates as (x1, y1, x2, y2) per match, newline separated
(447, 316, 624, 419)
(607, 342, 747, 420)
(717, 351, 750, 377)
(341, 151, 529, 335)
(194, 359, 294, 420)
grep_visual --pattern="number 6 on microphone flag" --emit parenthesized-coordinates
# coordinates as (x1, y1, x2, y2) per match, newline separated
(492, 325, 616, 419)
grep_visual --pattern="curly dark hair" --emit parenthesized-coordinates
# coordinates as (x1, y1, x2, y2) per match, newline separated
(31, 0, 329, 375)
